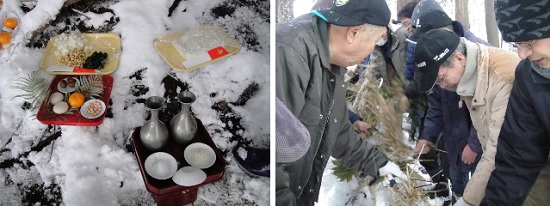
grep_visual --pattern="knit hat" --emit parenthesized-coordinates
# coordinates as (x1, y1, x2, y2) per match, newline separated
(276, 98, 311, 163)
(495, 0, 550, 42)
(408, 10, 453, 43)
(410, 0, 445, 27)
(311, 0, 391, 27)
(414, 29, 460, 92)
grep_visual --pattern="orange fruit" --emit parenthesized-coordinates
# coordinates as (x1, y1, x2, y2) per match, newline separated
(68, 92, 85, 108)
(4, 18, 17, 29)
(0, 32, 11, 44)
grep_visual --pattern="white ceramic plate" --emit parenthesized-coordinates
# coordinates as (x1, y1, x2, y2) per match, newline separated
(172, 166, 207, 187)
(80, 99, 106, 119)
(57, 77, 79, 93)
(184, 142, 216, 169)
(144, 152, 178, 180)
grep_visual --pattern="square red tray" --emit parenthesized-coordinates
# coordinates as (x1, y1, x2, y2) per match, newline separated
(131, 119, 225, 205)
(36, 75, 113, 126)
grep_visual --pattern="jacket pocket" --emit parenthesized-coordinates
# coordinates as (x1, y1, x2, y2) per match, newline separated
(299, 100, 320, 126)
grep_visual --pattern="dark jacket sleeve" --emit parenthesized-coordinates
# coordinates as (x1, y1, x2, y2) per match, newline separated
(333, 108, 389, 178)
(404, 43, 416, 81)
(275, 37, 311, 205)
(276, 163, 296, 206)
(404, 80, 419, 98)
(420, 87, 442, 143)
(482, 66, 550, 206)
(348, 109, 362, 124)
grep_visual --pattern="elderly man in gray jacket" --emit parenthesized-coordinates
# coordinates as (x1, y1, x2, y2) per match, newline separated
(275, 0, 406, 205)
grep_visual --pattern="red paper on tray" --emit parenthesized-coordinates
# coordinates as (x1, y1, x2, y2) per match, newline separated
(181, 46, 228, 69)
(36, 75, 113, 126)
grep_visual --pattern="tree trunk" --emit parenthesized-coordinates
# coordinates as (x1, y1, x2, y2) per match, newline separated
(277, 0, 294, 23)
(485, 0, 500, 47)
(455, 0, 470, 29)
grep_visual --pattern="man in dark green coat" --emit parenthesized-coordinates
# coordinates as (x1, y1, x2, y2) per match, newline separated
(276, 0, 406, 205)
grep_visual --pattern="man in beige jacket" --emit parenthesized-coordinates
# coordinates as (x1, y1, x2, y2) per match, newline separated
(412, 29, 524, 206)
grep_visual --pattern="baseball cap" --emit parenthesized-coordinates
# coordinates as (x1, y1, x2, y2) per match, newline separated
(311, 0, 391, 27)
(410, 0, 445, 27)
(414, 29, 460, 92)
(408, 10, 452, 43)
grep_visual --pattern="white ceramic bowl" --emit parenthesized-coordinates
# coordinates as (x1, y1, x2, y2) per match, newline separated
(184, 143, 216, 169)
(144, 152, 178, 180)
(172, 166, 207, 187)
(80, 99, 106, 119)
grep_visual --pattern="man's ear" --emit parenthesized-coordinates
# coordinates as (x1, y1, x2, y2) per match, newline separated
(346, 25, 363, 43)
(456, 52, 466, 66)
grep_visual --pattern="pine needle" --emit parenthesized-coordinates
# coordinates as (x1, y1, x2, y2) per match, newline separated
(11, 71, 51, 113)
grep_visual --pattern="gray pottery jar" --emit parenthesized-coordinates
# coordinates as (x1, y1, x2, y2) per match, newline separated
(140, 96, 169, 151)
(170, 90, 198, 144)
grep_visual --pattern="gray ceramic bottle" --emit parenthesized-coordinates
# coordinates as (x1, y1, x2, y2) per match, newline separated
(140, 96, 169, 151)
(170, 90, 197, 144)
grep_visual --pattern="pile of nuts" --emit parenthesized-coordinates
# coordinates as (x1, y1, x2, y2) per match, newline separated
(86, 101, 103, 116)
(60, 50, 87, 67)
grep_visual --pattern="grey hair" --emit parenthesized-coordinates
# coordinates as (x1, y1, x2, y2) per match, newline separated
(441, 41, 466, 67)
(363, 23, 386, 41)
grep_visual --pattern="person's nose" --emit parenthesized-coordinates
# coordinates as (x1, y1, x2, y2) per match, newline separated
(517, 47, 532, 60)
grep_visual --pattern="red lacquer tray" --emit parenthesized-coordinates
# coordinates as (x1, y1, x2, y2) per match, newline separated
(36, 75, 113, 126)
(131, 119, 225, 203)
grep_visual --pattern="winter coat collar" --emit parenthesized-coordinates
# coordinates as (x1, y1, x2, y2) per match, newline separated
(457, 38, 479, 96)
(311, 16, 331, 70)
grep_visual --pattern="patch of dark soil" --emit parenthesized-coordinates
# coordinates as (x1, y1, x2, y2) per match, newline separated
(210, 0, 269, 21)
(0, 126, 61, 169)
(206, 0, 269, 52)
(27, 0, 120, 48)
(168, 0, 184, 17)
(235, 24, 260, 52)
(105, 99, 114, 118)
(232, 82, 258, 106)
(126, 68, 149, 109)
(21, 183, 62, 206)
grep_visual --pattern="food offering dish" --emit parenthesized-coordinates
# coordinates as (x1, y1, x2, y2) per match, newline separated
(172, 166, 207, 187)
(80, 99, 106, 119)
(144, 152, 178, 180)
(131, 119, 225, 205)
(154, 25, 241, 72)
(36, 75, 114, 126)
(184, 142, 216, 169)
(40, 33, 121, 75)
(56, 77, 79, 93)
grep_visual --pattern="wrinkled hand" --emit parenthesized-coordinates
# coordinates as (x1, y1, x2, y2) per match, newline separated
(353, 120, 371, 134)
(461, 144, 478, 165)
(414, 139, 432, 154)
(379, 161, 407, 182)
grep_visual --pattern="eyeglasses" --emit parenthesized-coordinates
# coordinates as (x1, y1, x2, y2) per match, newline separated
(435, 75, 446, 85)
(510, 40, 536, 49)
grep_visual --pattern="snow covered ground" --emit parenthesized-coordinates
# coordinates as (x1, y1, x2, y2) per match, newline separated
(0, 0, 269, 205)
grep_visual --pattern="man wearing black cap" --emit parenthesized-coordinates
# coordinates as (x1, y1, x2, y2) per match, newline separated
(413, 29, 521, 206)
(482, 0, 550, 206)
(276, 0, 407, 205)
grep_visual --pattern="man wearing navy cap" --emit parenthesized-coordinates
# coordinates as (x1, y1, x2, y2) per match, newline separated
(482, 0, 550, 205)
(276, 0, 406, 205)
(413, 29, 523, 206)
